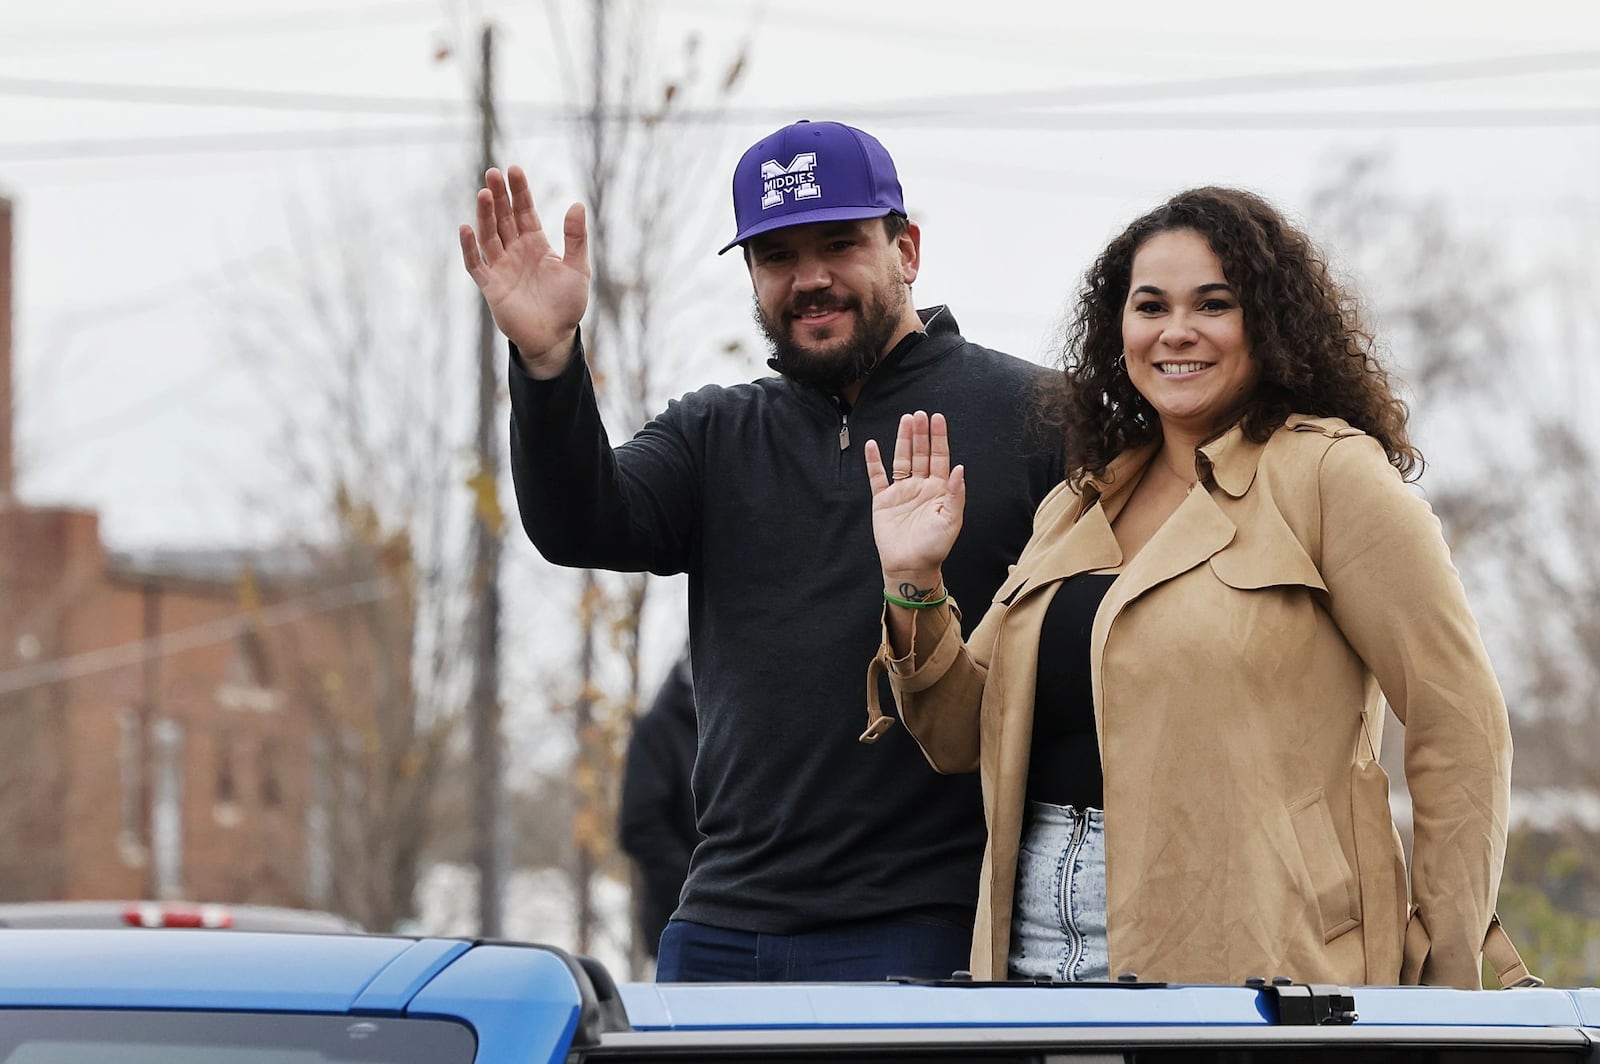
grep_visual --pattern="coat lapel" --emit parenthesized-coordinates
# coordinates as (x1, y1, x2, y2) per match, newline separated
(1000, 500, 1121, 598)
(1101, 484, 1237, 614)
(1095, 430, 1253, 626)
(1007, 427, 1255, 677)
(994, 442, 1157, 604)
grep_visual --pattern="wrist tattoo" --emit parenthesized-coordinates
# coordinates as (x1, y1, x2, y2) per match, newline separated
(898, 582, 941, 603)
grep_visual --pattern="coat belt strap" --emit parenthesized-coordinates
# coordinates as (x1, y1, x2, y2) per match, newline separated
(1484, 912, 1543, 988)
(859, 649, 896, 743)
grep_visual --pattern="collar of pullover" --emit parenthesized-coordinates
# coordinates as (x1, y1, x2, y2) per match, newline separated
(878, 304, 963, 375)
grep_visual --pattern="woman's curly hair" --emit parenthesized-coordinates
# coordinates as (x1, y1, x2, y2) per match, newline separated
(1044, 187, 1420, 488)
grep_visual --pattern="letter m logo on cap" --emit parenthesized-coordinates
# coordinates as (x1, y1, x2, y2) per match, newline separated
(759, 153, 820, 210)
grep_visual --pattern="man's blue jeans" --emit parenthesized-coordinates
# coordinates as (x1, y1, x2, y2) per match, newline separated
(655, 915, 972, 982)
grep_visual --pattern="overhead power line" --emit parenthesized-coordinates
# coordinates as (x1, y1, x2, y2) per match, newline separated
(867, 49, 1600, 114)
(0, 76, 475, 118)
(0, 1, 447, 53)
(5, 106, 1600, 165)
(877, 108, 1600, 132)
(0, 126, 474, 163)
(4, 48, 1599, 122)
(0, 578, 394, 698)
(4, 48, 1599, 165)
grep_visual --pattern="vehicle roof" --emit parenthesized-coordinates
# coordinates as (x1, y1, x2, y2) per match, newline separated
(3, 930, 1600, 1055)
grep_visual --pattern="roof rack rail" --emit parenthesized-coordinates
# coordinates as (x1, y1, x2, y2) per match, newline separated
(474, 940, 632, 1044)
(1247, 978, 1359, 1026)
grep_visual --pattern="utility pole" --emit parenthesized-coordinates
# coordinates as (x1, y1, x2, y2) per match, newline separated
(468, 21, 505, 939)
(569, 0, 610, 958)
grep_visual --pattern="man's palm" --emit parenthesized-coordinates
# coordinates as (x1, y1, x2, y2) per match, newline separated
(459, 165, 591, 360)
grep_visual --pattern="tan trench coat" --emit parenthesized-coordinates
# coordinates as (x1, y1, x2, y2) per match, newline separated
(873, 416, 1512, 988)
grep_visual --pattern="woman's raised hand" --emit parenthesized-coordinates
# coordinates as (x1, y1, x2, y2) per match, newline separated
(864, 411, 966, 591)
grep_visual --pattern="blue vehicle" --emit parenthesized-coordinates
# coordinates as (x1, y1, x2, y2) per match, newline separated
(0, 928, 1595, 1062)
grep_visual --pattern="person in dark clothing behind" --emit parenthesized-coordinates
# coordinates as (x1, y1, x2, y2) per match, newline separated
(458, 120, 1064, 982)
(619, 653, 700, 960)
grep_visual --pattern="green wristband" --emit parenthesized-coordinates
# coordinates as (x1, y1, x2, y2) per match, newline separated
(884, 588, 948, 610)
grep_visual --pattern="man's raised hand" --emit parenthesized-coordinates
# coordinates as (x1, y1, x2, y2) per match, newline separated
(458, 165, 590, 378)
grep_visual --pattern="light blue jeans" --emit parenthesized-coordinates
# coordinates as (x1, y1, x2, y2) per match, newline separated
(1008, 801, 1110, 981)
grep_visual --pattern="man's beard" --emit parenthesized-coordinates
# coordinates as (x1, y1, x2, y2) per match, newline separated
(754, 280, 907, 394)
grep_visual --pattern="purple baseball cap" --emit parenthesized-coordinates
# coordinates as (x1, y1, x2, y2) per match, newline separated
(718, 120, 906, 255)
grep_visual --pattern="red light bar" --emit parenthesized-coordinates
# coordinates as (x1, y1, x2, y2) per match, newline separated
(121, 903, 234, 929)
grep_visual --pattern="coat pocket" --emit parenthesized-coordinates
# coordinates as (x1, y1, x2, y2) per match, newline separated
(1287, 788, 1362, 942)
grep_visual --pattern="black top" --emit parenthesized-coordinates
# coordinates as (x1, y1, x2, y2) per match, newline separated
(507, 306, 1064, 934)
(618, 655, 701, 957)
(1028, 572, 1117, 810)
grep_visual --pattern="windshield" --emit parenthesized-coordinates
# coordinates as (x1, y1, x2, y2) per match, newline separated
(0, 1010, 474, 1064)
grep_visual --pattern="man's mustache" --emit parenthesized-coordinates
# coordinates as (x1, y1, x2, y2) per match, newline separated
(787, 294, 857, 318)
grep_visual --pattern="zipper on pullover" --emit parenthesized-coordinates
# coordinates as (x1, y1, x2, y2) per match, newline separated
(827, 396, 856, 484)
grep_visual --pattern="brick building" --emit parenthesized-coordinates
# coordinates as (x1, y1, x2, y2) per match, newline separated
(0, 194, 405, 921)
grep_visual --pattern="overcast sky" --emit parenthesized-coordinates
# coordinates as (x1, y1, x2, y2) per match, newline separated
(3, 0, 1599, 551)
